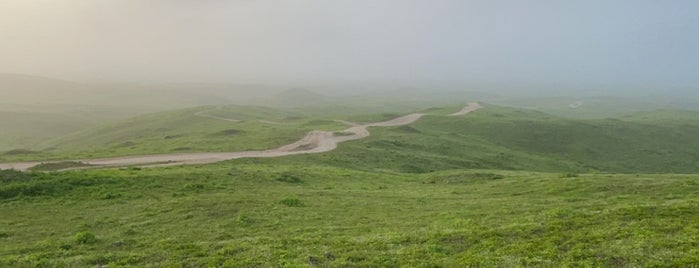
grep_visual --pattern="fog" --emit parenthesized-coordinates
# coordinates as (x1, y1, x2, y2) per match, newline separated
(1, 0, 698, 94)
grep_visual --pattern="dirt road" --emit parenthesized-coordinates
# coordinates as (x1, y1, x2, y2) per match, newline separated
(449, 101, 483, 116)
(0, 102, 482, 171)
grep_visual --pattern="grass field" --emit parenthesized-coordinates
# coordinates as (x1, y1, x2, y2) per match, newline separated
(1, 165, 698, 267)
(2, 103, 699, 267)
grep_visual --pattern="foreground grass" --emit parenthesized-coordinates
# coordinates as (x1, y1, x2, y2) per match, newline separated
(1, 164, 698, 267)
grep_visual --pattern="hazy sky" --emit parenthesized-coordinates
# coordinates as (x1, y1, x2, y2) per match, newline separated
(1, 0, 698, 90)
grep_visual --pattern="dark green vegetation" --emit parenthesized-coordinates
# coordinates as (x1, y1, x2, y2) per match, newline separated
(30, 162, 93, 172)
(1, 166, 698, 267)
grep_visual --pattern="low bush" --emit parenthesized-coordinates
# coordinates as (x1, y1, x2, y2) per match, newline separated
(562, 172, 579, 178)
(275, 174, 303, 184)
(74, 231, 97, 245)
(279, 197, 303, 207)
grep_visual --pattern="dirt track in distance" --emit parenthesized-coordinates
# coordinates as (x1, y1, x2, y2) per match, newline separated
(0, 102, 482, 171)
(449, 101, 483, 116)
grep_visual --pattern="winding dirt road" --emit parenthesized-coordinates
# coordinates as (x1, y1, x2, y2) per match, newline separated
(0, 102, 482, 171)
(450, 101, 483, 116)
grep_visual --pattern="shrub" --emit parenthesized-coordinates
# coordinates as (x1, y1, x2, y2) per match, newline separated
(561, 172, 579, 178)
(472, 173, 504, 180)
(184, 183, 205, 191)
(275, 174, 303, 184)
(0, 182, 59, 199)
(425, 172, 505, 184)
(279, 197, 303, 207)
(102, 192, 122, 199)
(237, 213, 254, 225)
(0, 169, 32, 182)
(74, 231, 97, 245)
(30, 161, 91, 171)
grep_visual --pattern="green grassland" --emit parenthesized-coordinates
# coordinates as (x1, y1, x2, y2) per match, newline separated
(1, 165, 698, 267)
(0, 102, 454, 162)
(10, 103, 699, 174)
(243, 105, 699, 174)
(3, 103, 699, 266)
(0, 105, 349, 162)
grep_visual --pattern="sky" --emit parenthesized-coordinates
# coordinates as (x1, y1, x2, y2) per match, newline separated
(0, 0, 698, 92)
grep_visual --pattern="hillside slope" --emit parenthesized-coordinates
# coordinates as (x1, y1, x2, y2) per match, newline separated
(4, 103, 699, 173)
(1, 165, 697, 267)
(246, 105, 699, 173)
(0, 105, 347, 161)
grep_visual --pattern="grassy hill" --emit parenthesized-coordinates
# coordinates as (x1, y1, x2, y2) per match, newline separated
(5, 103, 699, 174)
(0, 111, 100, 151)
(488, 95, 699, 119)
(2, 102, 699, 266)
(244, 105, 699, 174)
(0, 105, 348, 161)
(0, 74, 244, 152)
(1, 164, 697, 267)
(0, 102, 462, 162)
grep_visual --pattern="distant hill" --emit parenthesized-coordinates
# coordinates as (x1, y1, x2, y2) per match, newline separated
(4, 102, 699, 173)
(0, 73, 230, 108)
(488, 95, 699, 119)
(248, 88, 331, 107)
(0, 105, 349, 161)
(0, 73, 97, 105)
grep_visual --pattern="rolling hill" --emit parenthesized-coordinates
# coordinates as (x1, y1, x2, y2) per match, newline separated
(4, 102, 699, 174)
(243, 105, 699, 174)
(0, 105, 348, 161)
(2, 102, 699, 267)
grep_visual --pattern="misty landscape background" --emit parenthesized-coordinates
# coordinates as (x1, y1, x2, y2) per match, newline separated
(3, 1, 699, 267)
(2, 1, 698, 92)
(2, 0, 699, 158)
